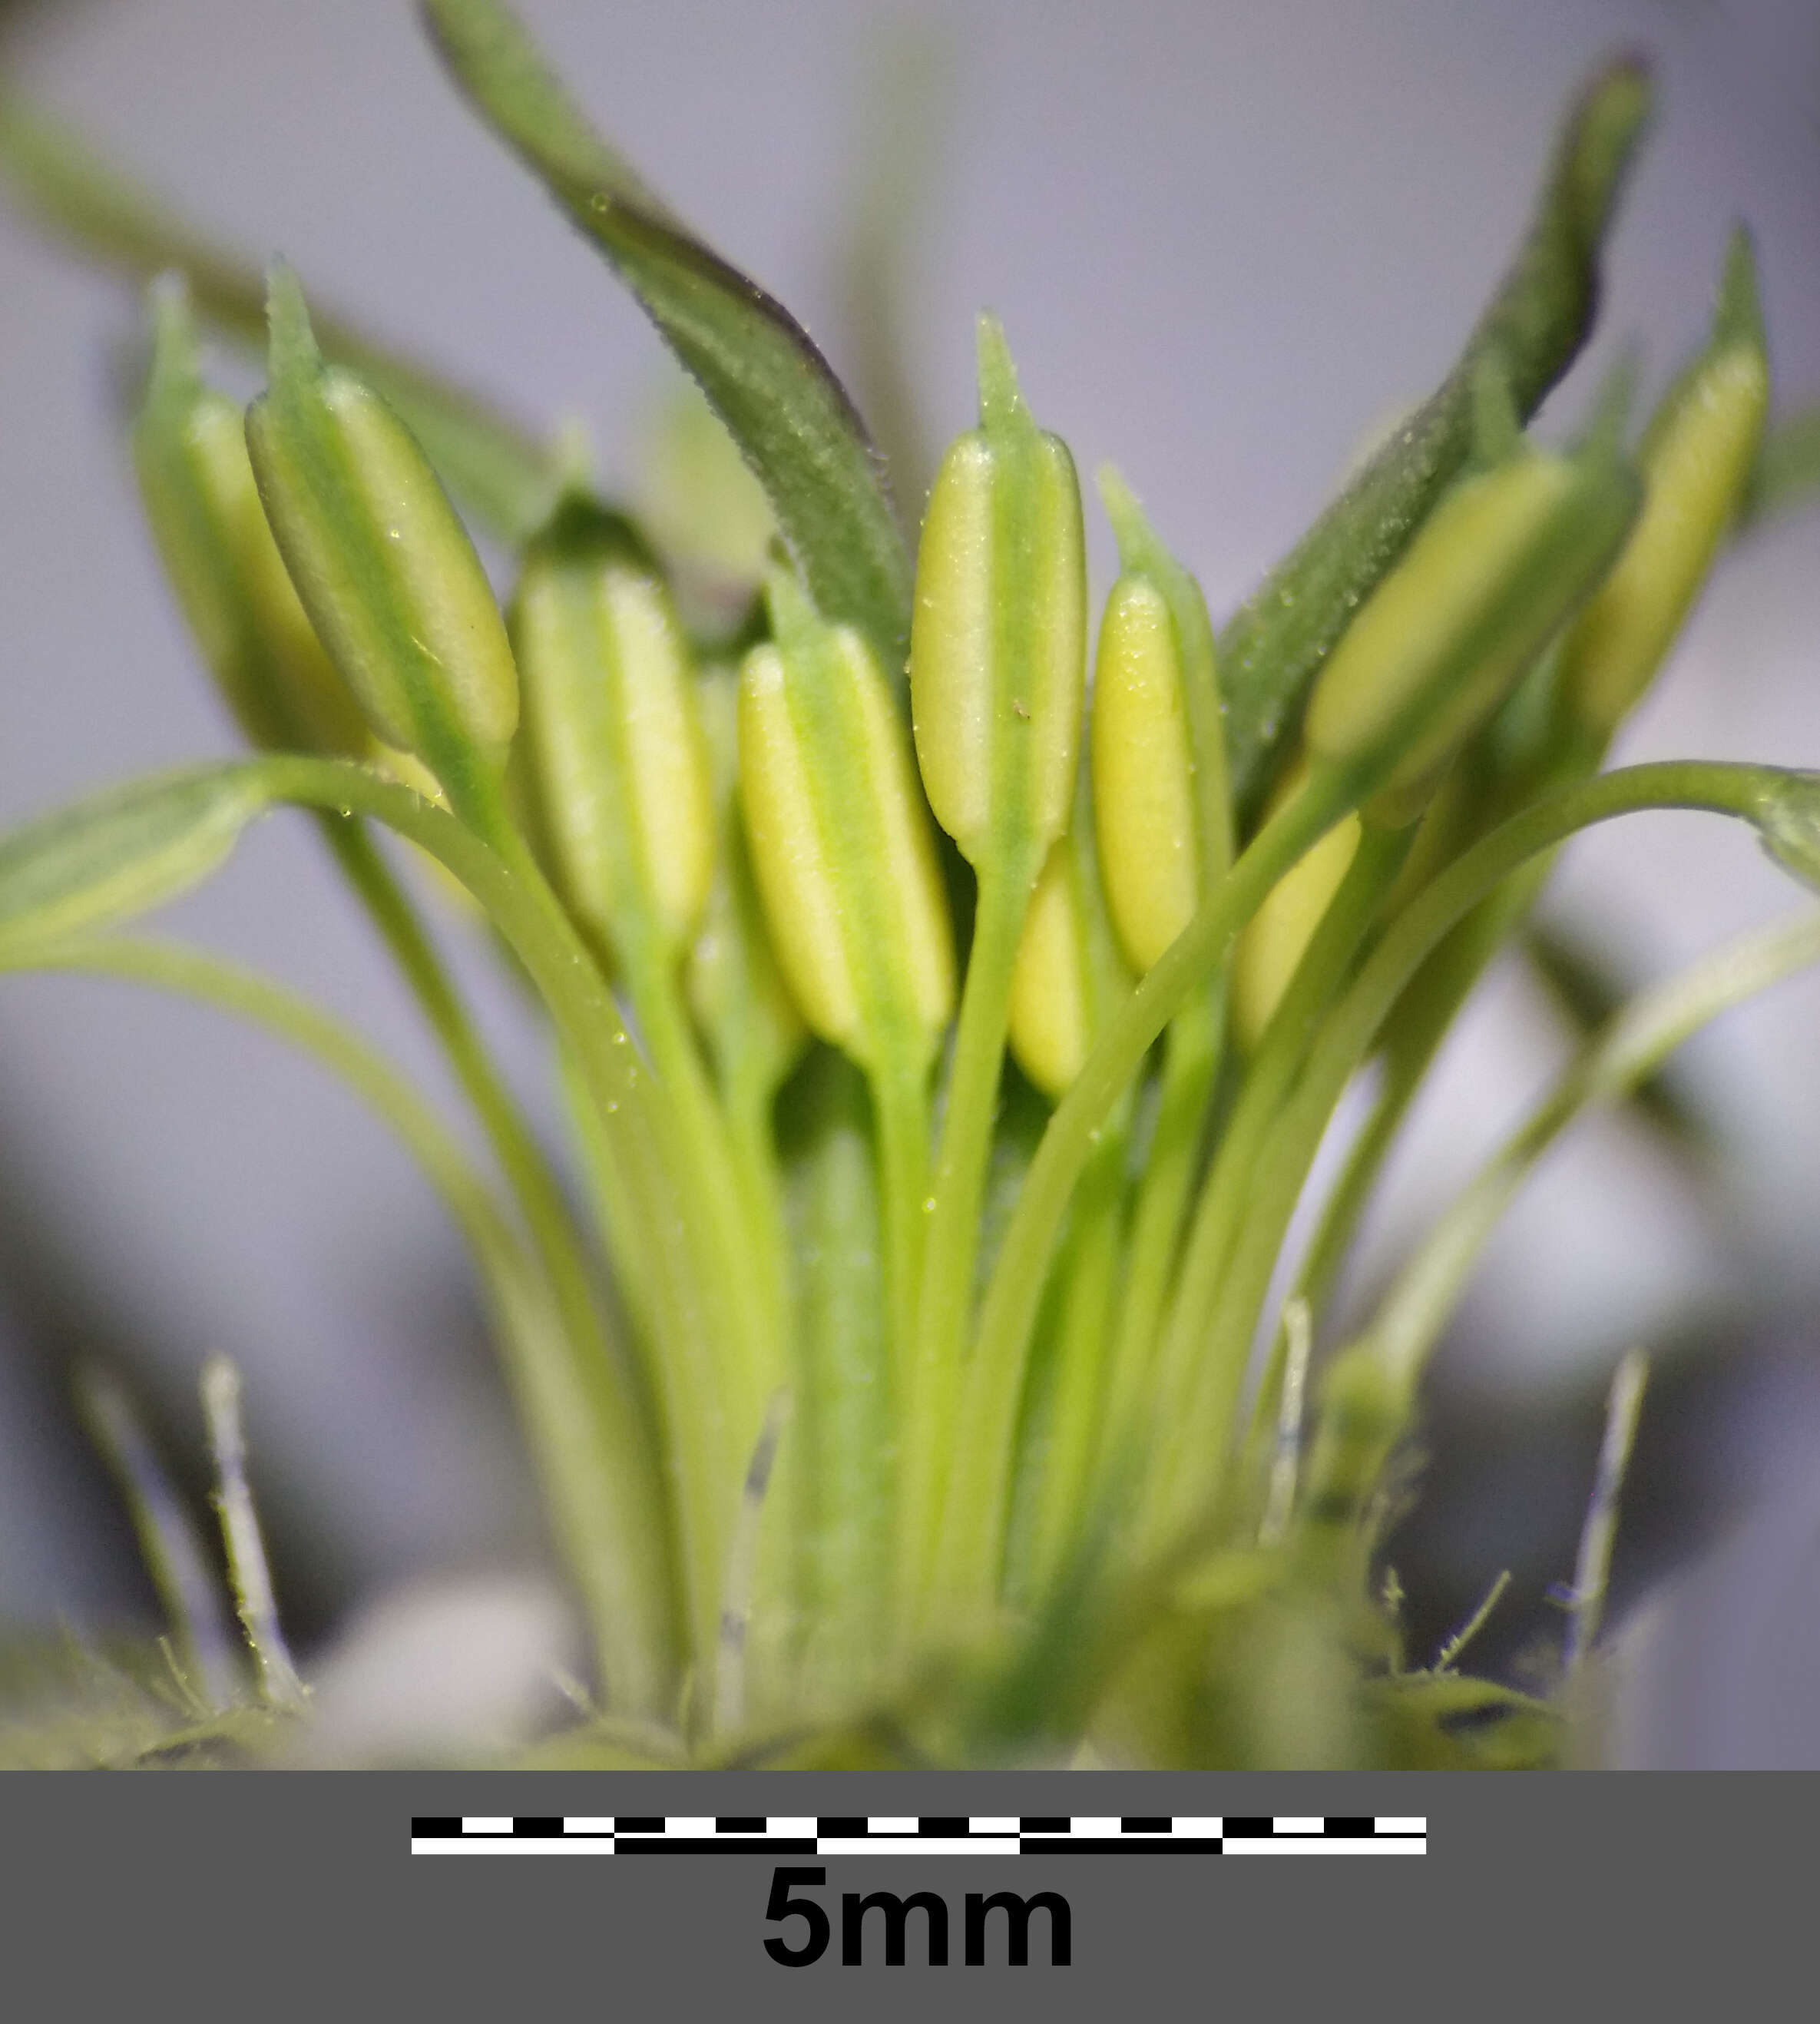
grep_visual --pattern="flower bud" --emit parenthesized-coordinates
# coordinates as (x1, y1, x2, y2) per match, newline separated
(1560, 231, 1770, 738)
(1303, 448, 1638, 803)
(511, 499, 714, 961)
(1231, 757, 1362, 1052)
(1089, 469, 1231, 976)
(738, 571, 954, 1071)
(245, 263, 518, 827)
(686, 666, 806, 1092)
(132, 278, 367, 760)
(1007, 809, 1134, 1099)
(910, 317, 1086, 882)
(1090, 575, 1200, 973)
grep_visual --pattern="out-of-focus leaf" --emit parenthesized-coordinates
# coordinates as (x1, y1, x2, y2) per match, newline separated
(0, 767, 269, 954)
(0, 96, 560, 540)
(1522, 916, 1715, 1158)
(420, 0, 914, 676)
(1217, 55, 1653, 826)
(1738, 403, 1820, 532)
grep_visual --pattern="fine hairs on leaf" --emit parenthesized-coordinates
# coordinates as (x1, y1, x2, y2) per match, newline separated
(419, 0, 915, 677)
(1216, 54, 1653, 823)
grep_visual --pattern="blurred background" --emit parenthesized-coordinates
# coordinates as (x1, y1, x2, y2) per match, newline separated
(0, 0, 1815, 1764)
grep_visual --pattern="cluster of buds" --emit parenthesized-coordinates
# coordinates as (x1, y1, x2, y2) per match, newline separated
(7, 2, 1792, 1767)
(116, 209, 1784, 1746)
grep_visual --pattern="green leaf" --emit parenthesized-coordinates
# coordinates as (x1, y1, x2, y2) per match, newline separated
(0, 94, 559, 542)
(1216, 55, 1653, 825)
(0, 767, 270, 953)
(419, 0, 914, 674)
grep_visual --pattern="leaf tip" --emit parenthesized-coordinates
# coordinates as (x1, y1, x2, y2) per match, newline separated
(1715, 222, 1765, 356)
(1560, 48, 1656, 239)
(975, 313, 1027, 432)
(263, 258, 321, 383)
(143, 270, 201, 402)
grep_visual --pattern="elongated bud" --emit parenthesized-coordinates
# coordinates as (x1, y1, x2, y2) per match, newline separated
(132, 278, 367, 759)
(739, 571, 954, 1071)
(1008, 806, 1133, 1099)
(245, 263, 518, 830)
(910, 317, 1086, 883)
(686, 666, 806, 1094)
(1304, 446, 1638, 807)
(1560, 230, 1770, 738)
(1093, 578, 1195, 967)
(511, 499, 714, 961)
(1231, 757, 1362, 1051)
(1089, 472, 1229, 972)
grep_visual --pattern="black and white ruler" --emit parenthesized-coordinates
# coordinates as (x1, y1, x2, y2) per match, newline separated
(411, 1814, 1425, 1856)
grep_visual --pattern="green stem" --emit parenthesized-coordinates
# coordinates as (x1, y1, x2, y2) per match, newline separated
(323, 816, 686, 1699)
(75, 1366, 241, 1711)
(200, 1354, 305, 1711)
(1365, 906, 1820, 1400)
(929, 770, 1358, 1622)
(622, 930, 785, 1439)
(8, 934, 675, 1707)
(786, 1051, 892, 1710)
(1236, 865, 1552, 1498)
(1018, 1125, 1127, 1605)
(256, 755, 752, 1678)
(1096, 991, 1223, 1490)
(898, 860, 1033, 1629)
(1292, 907, 1820, 1594)
(1137, 824, 1410, 1547)
(1150, 759, 1792, 1552)
(872, 1052, 932, 1443)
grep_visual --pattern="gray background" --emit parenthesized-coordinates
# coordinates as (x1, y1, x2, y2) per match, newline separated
(1, 0, 1817, 1763)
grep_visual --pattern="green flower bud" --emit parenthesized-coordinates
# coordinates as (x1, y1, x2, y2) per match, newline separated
(1090, 468, 1231, 974)
(1008, 846, 1087, 1098)
(1303, 447, 1638, 804)
(738, 571, 954, 1072)
(511, 499, 714, 961)
(1231, 757, 1362, 1052)
(132, 277, 367, 760)
(685, 665, 806, 1094)
(244, 263, 518, 830)
(1007, 815, 1134, 1100)
(1090, 576, 1200, 973)
(910, 316, 1086, 881)
(1560, 232, 1770, 738)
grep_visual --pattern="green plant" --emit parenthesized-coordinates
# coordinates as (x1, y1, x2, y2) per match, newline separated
(1, 0, 1818, 1769)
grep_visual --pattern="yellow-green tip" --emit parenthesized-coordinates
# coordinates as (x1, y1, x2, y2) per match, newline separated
(762, 561, 820, 649)
(1713, 223, 1765, 354)
(142, 271, 204, 405)
(263, 258, 323, 383)
(975, 313, 1028, 432)
(1096, 464, 1166, 580)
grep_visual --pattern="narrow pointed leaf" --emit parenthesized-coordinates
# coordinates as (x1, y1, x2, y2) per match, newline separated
(420, 0, 913, 674)
(0, 95, 558, 540)
(1217, 55, 1653, 824)
(0, 768, 270, 953)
